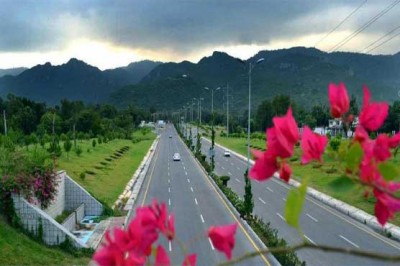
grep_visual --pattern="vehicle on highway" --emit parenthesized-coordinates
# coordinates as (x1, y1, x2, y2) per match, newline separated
(169, 135, 172, 138)
(224, 150, 231, 157)
(173, 153, 181, 161)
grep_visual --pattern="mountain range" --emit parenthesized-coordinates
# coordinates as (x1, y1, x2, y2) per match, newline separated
(0, 59, 160, 104)
(0, 67, 27, 77)
(1, 47, 399, 110)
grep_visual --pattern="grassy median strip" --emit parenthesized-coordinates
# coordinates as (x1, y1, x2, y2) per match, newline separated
(0, 216, 90, 266)
(215, 135, 400, 226)
(57, 131, 156, 207)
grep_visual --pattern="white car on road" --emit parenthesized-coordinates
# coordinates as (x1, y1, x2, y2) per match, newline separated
(224, 150, 231, 157)
(173, 153, 181, 161)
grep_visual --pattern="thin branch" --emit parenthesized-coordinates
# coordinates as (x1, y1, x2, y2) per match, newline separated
(220, 241, 400, 266)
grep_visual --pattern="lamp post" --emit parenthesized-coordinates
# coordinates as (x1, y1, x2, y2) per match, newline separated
(204, 87, 221, 115)
(199, 98, 204, 125)
(238, 58, 264, 170)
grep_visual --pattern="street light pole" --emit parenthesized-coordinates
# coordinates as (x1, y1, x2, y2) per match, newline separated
(226, 82, 229, 136)
(246, 58, 264, 170)
(3, 110, 7, 136)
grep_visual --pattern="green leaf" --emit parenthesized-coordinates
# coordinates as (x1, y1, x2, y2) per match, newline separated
(328, 176, 356, 193)
(285, 180, 307, 228)
(345, 142, 363, 173)
(378, 162, 399, 181)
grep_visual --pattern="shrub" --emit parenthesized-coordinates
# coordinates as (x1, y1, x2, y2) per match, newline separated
(92, 139, 97, 148)
(75, 146, 83, 157)
(79, 172, 86, 180)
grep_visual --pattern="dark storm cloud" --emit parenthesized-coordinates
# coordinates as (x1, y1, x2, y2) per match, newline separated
(0, 0, 399, 53)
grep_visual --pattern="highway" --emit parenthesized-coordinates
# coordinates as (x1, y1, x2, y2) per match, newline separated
(128, 125, 278, 266)
(191, 126, 400, 266)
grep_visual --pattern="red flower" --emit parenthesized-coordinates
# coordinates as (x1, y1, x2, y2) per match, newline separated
(374, 188, 400, 226)
(249, 149, 279, 181)
(359, 86, 388, 131)
(155, 245, 170, 266)
(389, 132, 400, 148)
(272, 107, 299, 158)
(182, 254, 197, 266)
(300, 126, 328, 164)
(208, 223, 238, 260)
(328, 82, 349, 118)
(373, 134, 391, 162)
(279, 162, 292, 182)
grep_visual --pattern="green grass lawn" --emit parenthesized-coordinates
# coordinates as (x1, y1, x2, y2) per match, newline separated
(0, 216, 90, 266)
(57, 132, 156, 207)
(214, 135, 400, 226)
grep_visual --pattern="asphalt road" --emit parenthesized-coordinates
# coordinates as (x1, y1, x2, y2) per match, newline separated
(190, 126, 400, 266)
(128, 125, 278, 266)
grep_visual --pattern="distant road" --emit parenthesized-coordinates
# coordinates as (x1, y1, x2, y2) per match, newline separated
(128, 125, 278, 265)
(192, 126, 400, 266)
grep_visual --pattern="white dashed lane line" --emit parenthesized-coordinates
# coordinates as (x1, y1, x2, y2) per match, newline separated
(339, 235, 360, 248)
(200, 214, 205, 223)
(258, 197, 266, 204)
(187, 178, 190, 183)
(190, 187, 194, 192)
(306, 213, 318, 223)
(208, 238, 215, 250)
(266, 187, 273, 192)
(235, 178, 241, 183)
(195, 198, 198, 205)
(277, 213, 286, 221)
(168, 198, 171, 206)
(168, 187, 170, 193)
(304, 235, 316, 245)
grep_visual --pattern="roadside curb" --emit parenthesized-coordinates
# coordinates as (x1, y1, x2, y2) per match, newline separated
(182, 136, 281, 265)
(110, 136, 160, 227)
(203, 137, 400, 242)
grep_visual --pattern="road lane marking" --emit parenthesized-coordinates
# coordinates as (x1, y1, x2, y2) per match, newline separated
(237, 167, 241, 170)
(141, 141, 161, 206)
(168, 172, 170, 176)
(221, 166, 225, 170)
(168, 179, 170, 183)
(168, 198, 171, 206)
(266, 187, 273, 192)
(168, 187, 171, 193)
(270, 178, 400, 250)
(169, 240, 172, 251)
(306, 213, 318, 223)
(228, 172, 232, 175)
(190, 187, 194, 192)
(187, 178, 190, 183)
(339, 235, 360, 248)
(258, 197, 266, 204)
(185, 136, 271, 265)
(195, 198, 198, 205)
(235, 178, 241, 183)
(183, 166, 186, 170)
(282, 197, 286, 202)
(304, 235, 316, 245)
(277, 213, 286, 221)
(208, 237, 215, 250)
(200, 214, 205, 223)
(185, 171, 188, 175)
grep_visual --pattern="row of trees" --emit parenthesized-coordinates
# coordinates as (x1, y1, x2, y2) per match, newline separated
(0, 94, 153, 145)
(199, 94, 399, 134)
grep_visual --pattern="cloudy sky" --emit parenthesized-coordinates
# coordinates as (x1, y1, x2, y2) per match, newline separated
(0, 0, 399, 70)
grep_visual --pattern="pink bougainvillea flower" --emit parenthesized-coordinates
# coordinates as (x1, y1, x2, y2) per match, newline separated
(208, 223, 238, 260)
(155, 245, 170, 266)
(359, 86, 389, 131)
(389, 132, 400, 148)
(249, 149, 279, 181)
(374, 188, 400, 226)
(373, 134, 391, 162)
(272, 107, 299, 158)
(354, 126, 369, 144)
(182, 254, 197, 266)
(328, 82, 350, 118)
(93, 236, 125, 266)
(301, 126, 328, 164)
(279, 161, 292, 182)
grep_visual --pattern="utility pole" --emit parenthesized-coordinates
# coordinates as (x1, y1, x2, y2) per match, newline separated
(3, 110, 7, 136)
(226, 82, 229, 136)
